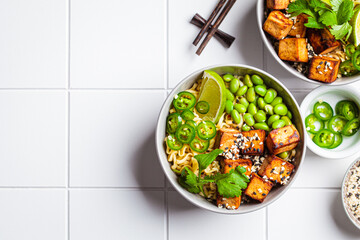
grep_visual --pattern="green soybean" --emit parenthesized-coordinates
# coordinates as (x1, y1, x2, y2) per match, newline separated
(234, 103, 247, 113)
(287, 111, 293, 119)
(258, 97, 266, 110)
(225, 100, 234, 114)
(231, 109, 242, 124)
(243, 74, 253, 87)
(223, 74, 234, 82)
(246, 87, 256, 102)
(244, 113, 255, 126)
(264, 88, 277, 103)
(255, 85, 267, 97)
(274, 103, 288, 116)
(251, 74, 264, 85)
(254, 122, 270, 131)
(272, 119, 286, 129)
(254, 111, 266, 123)
(264, 104, 274, 115)
(225, 89, 235, 101)
(236, 85, 248, 97)
(248, 103, 258, 115)
(240, 97, 249, 108)
(281, 116, 292, 126)
(242, 124, 251, 131)
(278, 151, 289, 159)
(268, 114, 280, 126)
(271, 97, 283, 106)
(230, 78, 240, 93)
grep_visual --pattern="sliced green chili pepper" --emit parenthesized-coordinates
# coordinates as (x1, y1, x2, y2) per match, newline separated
(327, 133, 342, 149)
(190, 138, 209, 153)
(196, 121, 217, 140)
(181, 109, 195, 120)
(196, 101, 210, 114)
(352, 50, 360, 71)
(313, 129, 335, 148)
(305, 113, 324, 134)
(175, 124, 196, 144)
(342, 118, 360, 136)
(173, 91, 196, 111)
(185, 120, 197, 129)
(339, 60, 359, 77)
(166, 112, 182, 134)
(328, 115, 347, 134)
(342, 101, 359, 120)
(166, 134, 183, 150)
(313, 101, 333, 121)
(346, 44, 356, 58)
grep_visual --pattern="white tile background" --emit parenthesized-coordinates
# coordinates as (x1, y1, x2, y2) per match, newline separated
(1, 0, 360, 239)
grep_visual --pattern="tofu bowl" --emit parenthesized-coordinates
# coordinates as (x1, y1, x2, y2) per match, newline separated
(257, 0, 360, 85)
(155, 64, 306, 214)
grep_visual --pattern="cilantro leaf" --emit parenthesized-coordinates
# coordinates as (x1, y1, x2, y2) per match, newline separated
(336, 0, 354, 24)
(214, 166, 250, 198)
(194, 149, 223, 175)
(178, 167, 201, 194)
(305, 17, 326, 29)
(288, 0, 316, 17)
(308, 0, 328, 12)
(319, 10, 338, 26)
(331, 0, 344, 12)
(330, 22, 352, 39)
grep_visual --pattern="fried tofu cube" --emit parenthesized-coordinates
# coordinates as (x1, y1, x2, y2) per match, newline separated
(214, 128, 241, 160)
(308, 56, 340, 83)
(288, 14, 307, 38)
(258, 155, 294, 185)
(307, 28, 341, 55)
(267, 0, 289, 9)
(245, 173, 273, 202)
(263, 11, 293, 40)
(217, 159, 252, 209)
(239, 129, 266, 155)
(278, 38, 308, 62)
(266, 125, 300, 155)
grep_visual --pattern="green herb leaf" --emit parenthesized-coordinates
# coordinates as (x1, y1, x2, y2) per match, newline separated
(194, 149, 223, 175)
(178, 167, 201, 194)
(288, 0, 316, 17)
(331, 0, 344, 12)
(214, 166, 250, 198)
(319, 10, 338, 26)
(330, 22, 352, 39)
(308, 0, 329, 12)
(336, 0, 354, 24)
(305, 17, 326, 29)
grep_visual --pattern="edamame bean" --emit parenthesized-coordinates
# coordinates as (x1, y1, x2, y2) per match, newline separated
(278, 151, 289, 159)
(240, 97, 249, 108)
(243, 74, 253, 87)
(274, 103, 288, 116)
(236, 85, 248, 97)
(242, 124, 251, 131)
(255, 85, 267, 97)
(230, 78, 240, 93)
(267, 114, 280, 126)
(244, 113, 255, 126)
(231, 109, 242, 124)
(234, 103, 247, 113)
(258, 97, 266, 110)
(271, 97, 283, 106)
(254, 111, 266, 123)
(281, 116, 292, 126)
(225, 89, 235, 101)
(254, 122, 270, 131)
(223, 74, 234, 82)
(248, 103, 258, 115)
(272, 119, 286, 129)
(246, 87, 256, 102)
(264, 104, 274, 115)
(225, 100, 234, 114)
(251, 74, 264, 85)
(264, 88, 277, 103)
(287, 111, 293, 119)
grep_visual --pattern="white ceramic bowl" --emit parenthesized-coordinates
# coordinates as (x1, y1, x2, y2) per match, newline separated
(155, 64, 306, 214)
(256, 0, 360, 85)
(342, 157, 360, 230)
(300, 86, 360, 159)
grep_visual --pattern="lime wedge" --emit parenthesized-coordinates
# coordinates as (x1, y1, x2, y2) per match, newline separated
(197, 70, 226, 123)
(350, 9, 360, 46)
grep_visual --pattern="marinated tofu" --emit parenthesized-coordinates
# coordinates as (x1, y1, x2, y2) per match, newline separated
(307, 28, 341, 55)
(245, 173, 273, 202)
(266, 125, 300, 155)
(240, 129, 266, 155)
(278, 38, 308, 62)
(308, 56, 340, 83)
(267, 0, 290, 9)
(263, 11, 293, 40)
(258, 155, 294, 185)
(215, 128, 241, 160)
(288, 14, 307, 38)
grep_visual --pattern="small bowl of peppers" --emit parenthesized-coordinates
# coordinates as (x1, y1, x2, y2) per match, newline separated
(300, 85, 360, 159)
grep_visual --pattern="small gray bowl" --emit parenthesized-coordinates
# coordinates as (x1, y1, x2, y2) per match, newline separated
(256, 0, 360, 85)
(155, 64, 306, 214)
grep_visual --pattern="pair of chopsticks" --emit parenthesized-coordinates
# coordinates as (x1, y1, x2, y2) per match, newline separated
(193, 0, 237, 55)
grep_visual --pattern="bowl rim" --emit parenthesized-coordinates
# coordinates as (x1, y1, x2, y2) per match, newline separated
(256, 0, 360, 86)
(300, 85, 360, 159)
(155, 63, 307, 214)
(341, 157, 360, 230)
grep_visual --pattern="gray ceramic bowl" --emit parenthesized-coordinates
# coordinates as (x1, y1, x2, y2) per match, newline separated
(257, 0, 360, 85)
(155, 64, 306, 214)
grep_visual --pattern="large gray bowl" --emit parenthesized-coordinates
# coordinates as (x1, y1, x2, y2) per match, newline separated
(156, 64, 306, 214)
(257, 0, 360, 86)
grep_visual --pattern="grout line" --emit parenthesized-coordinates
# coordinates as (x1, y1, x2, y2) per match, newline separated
(166, 0, 170, 90)
(165, 189, 169, 240)
(291, 186, 341, 190)
(265, 207, 268, 240)
(0, 88, 167, 91)
(67, 1, 71, 239)
(0, 186, 66, 189)
(263, 42, 267, 72)
(69, 187, 167, 190)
